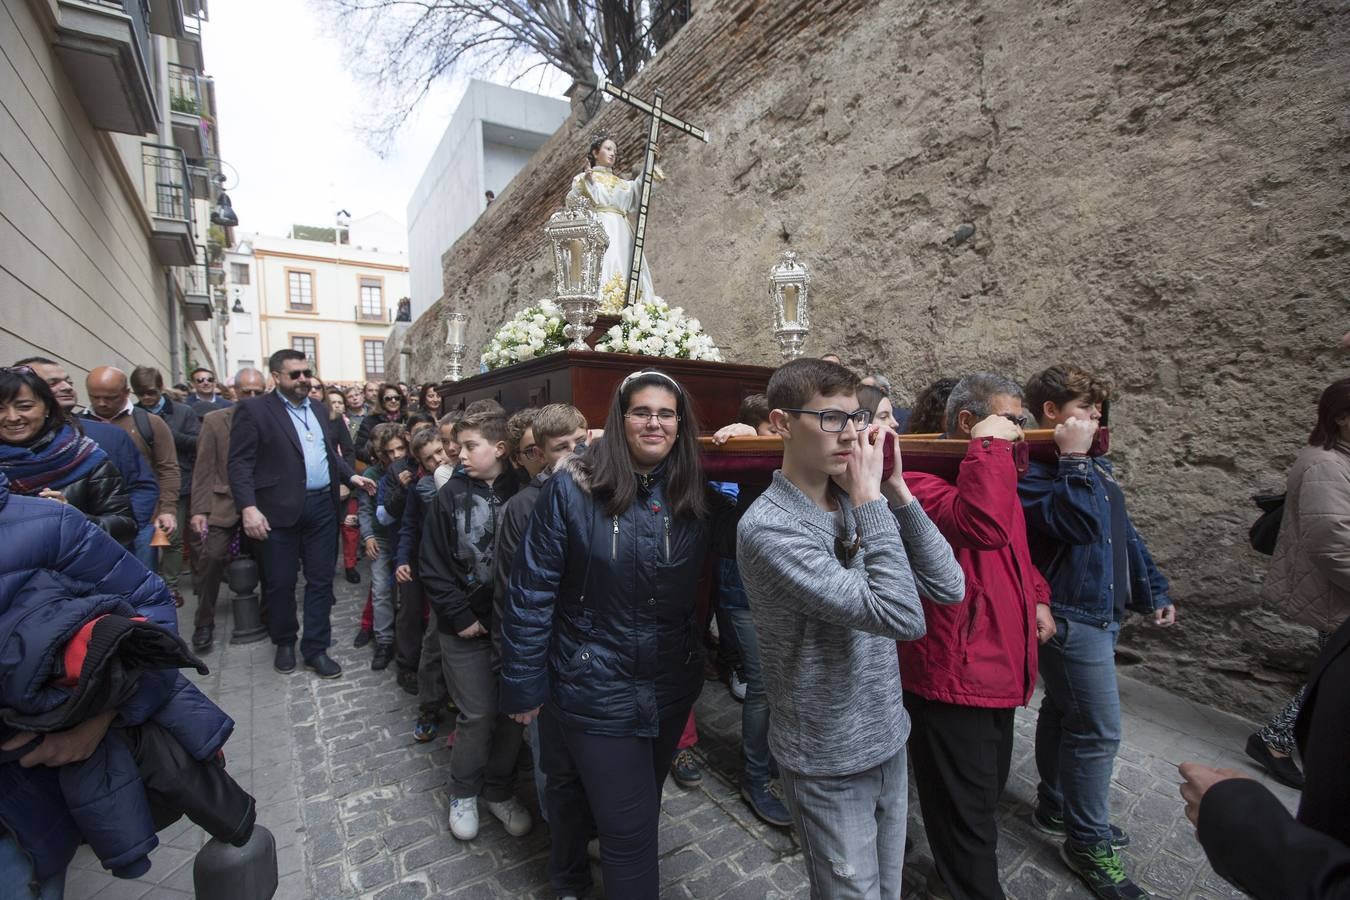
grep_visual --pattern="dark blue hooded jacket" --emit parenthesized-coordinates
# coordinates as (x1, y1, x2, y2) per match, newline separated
(0, 472, 233, 881)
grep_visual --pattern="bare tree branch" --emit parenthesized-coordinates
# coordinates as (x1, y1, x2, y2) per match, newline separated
(320, 0, 691, 153)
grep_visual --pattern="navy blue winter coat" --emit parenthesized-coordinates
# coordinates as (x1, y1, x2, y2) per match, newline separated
(0, 472, 233, 881)
(501, 456, 736, 738)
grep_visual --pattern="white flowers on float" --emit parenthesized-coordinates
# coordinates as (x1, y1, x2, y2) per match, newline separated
(481, 299, 568, 370)
(594, 297, 724, 362)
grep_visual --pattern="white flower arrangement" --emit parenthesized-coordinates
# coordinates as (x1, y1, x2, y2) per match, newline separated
(480, 299, 567, 370)
(593, 296, 723, 362)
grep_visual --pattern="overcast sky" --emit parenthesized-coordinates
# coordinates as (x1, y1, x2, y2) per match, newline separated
(202, 0, 566, 238)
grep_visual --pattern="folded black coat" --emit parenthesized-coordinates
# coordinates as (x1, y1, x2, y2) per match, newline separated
(128, 720, 256, 846)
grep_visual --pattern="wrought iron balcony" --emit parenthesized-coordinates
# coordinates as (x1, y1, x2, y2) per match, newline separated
(52, 0, 157, 135)
(142, 142, 195, 266)
(179, 243, 212, 319)
(168, 62, 208, 156)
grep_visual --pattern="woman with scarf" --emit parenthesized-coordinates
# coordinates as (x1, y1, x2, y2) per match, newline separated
(0, 367, 135, 548)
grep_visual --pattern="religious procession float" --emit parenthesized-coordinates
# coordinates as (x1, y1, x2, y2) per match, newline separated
(438, 83, 1106, 481)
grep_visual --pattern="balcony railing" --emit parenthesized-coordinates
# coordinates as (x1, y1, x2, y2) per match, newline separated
(355, 305, 394, 323)
(168, 62, 201, 114)
(142, 142, 195, 265)
(52, 0, 158, 134)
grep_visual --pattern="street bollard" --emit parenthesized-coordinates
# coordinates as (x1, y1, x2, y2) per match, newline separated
(225, 558, 267, 645)
(193, 823, 278, 900)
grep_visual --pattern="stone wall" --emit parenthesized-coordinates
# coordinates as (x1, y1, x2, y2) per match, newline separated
(404, 0, 1350, 717)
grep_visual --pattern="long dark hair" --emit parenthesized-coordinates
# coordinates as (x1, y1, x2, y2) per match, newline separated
(418, 382, 443, 414)
(0, 367, 72, 446)
(1311, 377, 1350, 450)
(583, 370, 707, 519)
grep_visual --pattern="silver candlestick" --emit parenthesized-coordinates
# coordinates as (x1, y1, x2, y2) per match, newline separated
(445, 311, 468, 381)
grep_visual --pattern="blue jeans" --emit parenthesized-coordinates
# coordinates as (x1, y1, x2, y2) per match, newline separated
(369, 539, 395, 643)
(1035, 615, 1122, 845)
(779, 747, 908, 900)
(254, 490, 338, 660)
(132, 522, 158, 572)
(0, 835, 63, 900)
(723, 606, 772, 786)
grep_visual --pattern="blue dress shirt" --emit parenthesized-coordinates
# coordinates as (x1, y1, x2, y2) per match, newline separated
(282, 396, 331, 491)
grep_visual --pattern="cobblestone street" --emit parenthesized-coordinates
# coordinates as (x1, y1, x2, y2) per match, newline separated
(69, 564, 1297, 899)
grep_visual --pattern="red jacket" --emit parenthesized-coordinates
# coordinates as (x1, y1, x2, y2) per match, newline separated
(900, 438, 1050, 708)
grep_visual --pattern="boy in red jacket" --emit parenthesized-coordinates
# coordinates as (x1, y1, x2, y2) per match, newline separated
(900, 372, 1054, 900)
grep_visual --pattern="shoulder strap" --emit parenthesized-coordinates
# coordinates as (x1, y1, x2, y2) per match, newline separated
(131, 407, 155, 450)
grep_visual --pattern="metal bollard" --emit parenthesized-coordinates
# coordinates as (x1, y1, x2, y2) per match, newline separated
(193, 823, 278, 900)
(226, 558, 267, 645)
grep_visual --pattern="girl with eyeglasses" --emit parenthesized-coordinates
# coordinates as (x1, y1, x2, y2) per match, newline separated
(500, 370, 741, 900)
(354, 383, 409, 464)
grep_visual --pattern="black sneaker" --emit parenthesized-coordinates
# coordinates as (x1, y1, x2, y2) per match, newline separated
(304, 653, 343, 679)
(371, 643, 394, 671)
(670, 749, 703, 788)
(396, 668, 420, 695)
(1060, 840, 1147, 899)
(273, 643, 296, 674)
(1032, 804, 1130, 849)
(345, 567, 361, 584)
(353, 627, 373, 649)
(1245, 732, 1305, 789)
(191, 625, 214, 652)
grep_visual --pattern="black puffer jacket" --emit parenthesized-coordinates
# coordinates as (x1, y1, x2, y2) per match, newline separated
(501, 455, 736, 738)
(53, 459, 136, 549)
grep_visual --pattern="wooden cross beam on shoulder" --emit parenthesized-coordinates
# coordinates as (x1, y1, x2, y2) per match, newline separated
(602, 82, 709, 307)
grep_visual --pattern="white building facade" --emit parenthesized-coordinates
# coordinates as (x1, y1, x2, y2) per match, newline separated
(405, 80, 568, 320)
(1, 0, 230, 382)
(223, 219, 410, 385)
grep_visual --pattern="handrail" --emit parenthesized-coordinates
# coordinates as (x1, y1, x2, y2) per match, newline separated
(141, 142, 194, 226)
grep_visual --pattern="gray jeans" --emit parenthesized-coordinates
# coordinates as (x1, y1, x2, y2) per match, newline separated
(780, 747, 908, 900)
(437, 630, 524, 802)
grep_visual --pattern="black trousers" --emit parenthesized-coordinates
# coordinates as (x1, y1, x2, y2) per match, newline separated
(539, 702, 693, 899)
(393, 579, 425, 675)
(905, 692, 1015, 900)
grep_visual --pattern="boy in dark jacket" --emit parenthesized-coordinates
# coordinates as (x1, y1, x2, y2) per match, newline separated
(1019, 365, 1176, 900)
(358, 423, 408, 671)
(492, 405, 587, 821)
(420, 413, 526, 842)
(398, 431, 451, 738)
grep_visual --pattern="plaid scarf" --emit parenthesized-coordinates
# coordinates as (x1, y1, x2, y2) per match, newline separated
(0, 425, 105, 495)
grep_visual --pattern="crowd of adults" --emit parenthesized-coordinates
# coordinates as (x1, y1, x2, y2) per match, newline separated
(0, 348, 1345, 900)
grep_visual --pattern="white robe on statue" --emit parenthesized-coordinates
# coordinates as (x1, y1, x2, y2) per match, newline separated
(568, 165, 656, 303)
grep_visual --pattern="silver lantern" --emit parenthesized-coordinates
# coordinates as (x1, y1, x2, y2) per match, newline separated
(445, 310, 468, 381)
(544, 193, 610, 350)
(769, 250, 810, 360)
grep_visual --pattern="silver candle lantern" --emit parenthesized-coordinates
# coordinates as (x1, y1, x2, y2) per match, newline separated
(769, 250, 811, 360)
(544, 194, 610, 350)
(445, 311, 468, 381)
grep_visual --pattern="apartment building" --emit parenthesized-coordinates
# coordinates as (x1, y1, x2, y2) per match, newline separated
(224, 216, 410, 385)
(1, 0, 228, 382)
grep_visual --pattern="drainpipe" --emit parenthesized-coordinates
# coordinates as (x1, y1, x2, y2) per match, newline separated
(167, 270, 182, 383)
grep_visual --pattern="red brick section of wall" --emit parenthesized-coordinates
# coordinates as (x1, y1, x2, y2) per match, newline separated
(439, 0, 871, 292)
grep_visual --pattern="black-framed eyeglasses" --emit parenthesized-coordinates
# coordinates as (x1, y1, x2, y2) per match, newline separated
(624, 409, 680, 426)
(782, 407, 872, 433)
(281, 368, 313, 379)
(999, 413, 1031, 428)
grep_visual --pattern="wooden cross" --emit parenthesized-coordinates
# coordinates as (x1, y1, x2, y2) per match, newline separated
(601, 82, 709, 307)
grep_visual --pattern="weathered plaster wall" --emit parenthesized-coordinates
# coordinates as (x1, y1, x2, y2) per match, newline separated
(406, 0, 1350, 717)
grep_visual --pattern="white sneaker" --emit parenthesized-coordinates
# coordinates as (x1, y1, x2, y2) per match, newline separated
(728, 669, 747, 702)
(486, 797, 533, 837)
(448, 796, 479, 840)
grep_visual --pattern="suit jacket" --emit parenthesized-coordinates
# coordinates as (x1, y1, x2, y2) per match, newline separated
(1197, 617, 1350, 899)
(226, 393, 354, 529)
(191, 407, 240, 528)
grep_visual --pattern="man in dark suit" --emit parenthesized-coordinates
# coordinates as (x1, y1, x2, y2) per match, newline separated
(1180, 615, 1350, 899)
(228, 350, 376, 678)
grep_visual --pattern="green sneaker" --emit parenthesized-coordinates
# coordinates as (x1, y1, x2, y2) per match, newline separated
(1032, 804, 1131, 849)
(1060, 840, 1147, 899)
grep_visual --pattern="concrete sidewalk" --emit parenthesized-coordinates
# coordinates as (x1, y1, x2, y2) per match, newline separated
(68, 567, 1298, 898)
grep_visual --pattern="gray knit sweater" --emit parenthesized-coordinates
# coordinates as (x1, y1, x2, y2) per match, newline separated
(737, 470, 963, 777)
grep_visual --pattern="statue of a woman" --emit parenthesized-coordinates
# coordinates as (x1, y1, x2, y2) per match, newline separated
(568, 133, 659, 305)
